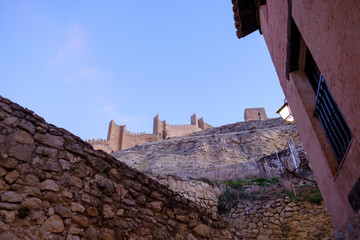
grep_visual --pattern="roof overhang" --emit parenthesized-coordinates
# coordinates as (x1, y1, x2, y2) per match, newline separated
(232, 0, 266, 39)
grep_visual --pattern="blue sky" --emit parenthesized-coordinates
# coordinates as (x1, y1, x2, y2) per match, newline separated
(0, 1, 285, 140)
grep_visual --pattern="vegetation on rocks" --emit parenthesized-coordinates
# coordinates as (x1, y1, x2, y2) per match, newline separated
(284, 185, 323, 204)
(220, 177, 279, 188)
(217, 177, 323, 214)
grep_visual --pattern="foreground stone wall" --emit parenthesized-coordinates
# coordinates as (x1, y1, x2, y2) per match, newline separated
(0, 96, 234, 240)
(224, 197, 334, 240)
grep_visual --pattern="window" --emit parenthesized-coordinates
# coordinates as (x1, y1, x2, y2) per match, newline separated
(304, 49, 321, 93)
(305, 51, 352, 164)
(287, 17, 352, 165)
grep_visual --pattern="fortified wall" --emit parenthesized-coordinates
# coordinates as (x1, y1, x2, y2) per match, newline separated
(0, 95, 234, 240)
(88, 113, 212, 153)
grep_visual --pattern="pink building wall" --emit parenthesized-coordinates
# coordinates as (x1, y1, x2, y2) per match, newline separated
(240, 0, 360, 233)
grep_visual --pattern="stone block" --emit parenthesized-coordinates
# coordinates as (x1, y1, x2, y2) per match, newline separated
(5, 170, 19, 184)
(18, 120, 35, 135)
(0, 158, 18, 169)
(150, 201, 163, 212)
(86, 207, 99, 217)
(84, 225, 100, 240)
(3, 117, 19, 127)
(102, 204, 114, 218)
(34, 133, 64, 149)
(21, 197, 42, 209)
(71, 202, 85, 213)
(8, 143, 34, 162)
(0, 210, 16, 223)
(193, 224, 211, 238)
(1, 191, 23, 202)
(72, 214, 89, 228)
(39, 179, 60, 192)
(43, 215, 65, 233)
(54, 204, 71, 218)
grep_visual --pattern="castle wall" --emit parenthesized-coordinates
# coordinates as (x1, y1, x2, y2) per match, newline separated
(0, 95, 235, 240)
(95, 114, 213, 152)
(121, 131, 160, 150)
(164, 123, 202, 138)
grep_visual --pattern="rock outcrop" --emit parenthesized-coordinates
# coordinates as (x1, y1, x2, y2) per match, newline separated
(112, 118, 301, 181)
(0, 96, 235, 240)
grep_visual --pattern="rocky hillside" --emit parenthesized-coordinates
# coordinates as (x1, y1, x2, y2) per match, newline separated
(112, 118, 301, 181)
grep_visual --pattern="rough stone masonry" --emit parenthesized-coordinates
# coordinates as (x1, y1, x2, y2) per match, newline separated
(0, 95, 235, 240)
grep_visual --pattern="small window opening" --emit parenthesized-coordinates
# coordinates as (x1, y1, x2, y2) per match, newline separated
(305, 49, 352, 164)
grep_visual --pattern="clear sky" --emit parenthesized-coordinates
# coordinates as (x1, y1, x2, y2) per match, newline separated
(0, 0, 285, 140)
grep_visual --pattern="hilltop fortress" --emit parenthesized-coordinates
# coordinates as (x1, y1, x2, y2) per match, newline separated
(87, 113, 212, 153)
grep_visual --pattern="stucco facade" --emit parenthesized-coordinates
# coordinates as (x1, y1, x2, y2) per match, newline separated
(232, 0, 360, 237)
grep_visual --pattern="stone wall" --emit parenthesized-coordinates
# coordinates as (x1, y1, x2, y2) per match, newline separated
(153, 114, 212, 139)
(0, 96, 235, 240)
(224, 197, 334, 240)
(164, 123, 202, 139)
(121, 131, 160, 151)
(151, 175, 226, 213)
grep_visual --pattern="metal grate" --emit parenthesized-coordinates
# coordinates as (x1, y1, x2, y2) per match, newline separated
(314, 75, 352, 164)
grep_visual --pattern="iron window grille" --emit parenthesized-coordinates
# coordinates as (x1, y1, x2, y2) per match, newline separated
(314, 75, 352, 164)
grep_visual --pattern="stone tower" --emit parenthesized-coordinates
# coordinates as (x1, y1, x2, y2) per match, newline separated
(244, 108, 267, 121)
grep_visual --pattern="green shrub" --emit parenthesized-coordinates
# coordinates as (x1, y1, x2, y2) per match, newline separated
(221, 180, 244, 188)
(250, 177, 279, 186)
(283, 186, 323, 204)
(220, 177, 279, 188)
(305, 188, 323, 204)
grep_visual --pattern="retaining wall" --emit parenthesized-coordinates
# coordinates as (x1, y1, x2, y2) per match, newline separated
(225, 197, 334, 240)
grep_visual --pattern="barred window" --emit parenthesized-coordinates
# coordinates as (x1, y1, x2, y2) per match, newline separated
(305, 51, 352, 164)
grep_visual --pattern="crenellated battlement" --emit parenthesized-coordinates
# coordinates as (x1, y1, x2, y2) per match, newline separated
(166, 123, 198, 129)
(89, 113, 213, 152)
(86, 138, 109, 143)
(125, 131, 153, 137)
